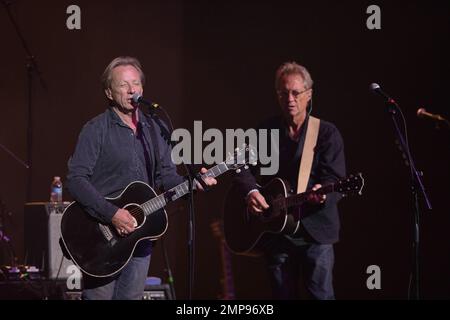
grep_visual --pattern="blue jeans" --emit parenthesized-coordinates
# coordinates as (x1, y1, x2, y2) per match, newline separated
(266, 242, 335, 300)
(82, 242, 152, 300)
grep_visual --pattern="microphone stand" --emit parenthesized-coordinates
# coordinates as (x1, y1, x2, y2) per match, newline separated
(385, 101, 432, 300)
(3, 0, 48, 202)
(0, 143, 30, 170)
(0, 142, 28, 267)
(0, 197, 18, 267)
(160, 238, 176, 299)
(434, 118, 450, 131)
(142, 105, 209, 300)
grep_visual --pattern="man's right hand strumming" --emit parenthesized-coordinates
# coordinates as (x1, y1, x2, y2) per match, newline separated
(112, 208, 138, 236)
(246, 191, 270, 214)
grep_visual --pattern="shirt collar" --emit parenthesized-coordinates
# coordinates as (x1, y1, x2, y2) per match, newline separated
(107, 107, 149, 127)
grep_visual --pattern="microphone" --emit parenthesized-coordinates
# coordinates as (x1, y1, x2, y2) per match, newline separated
(132, 93, 159, 109)
(417, 108, 446, 122)
(369, 83, 398, 105)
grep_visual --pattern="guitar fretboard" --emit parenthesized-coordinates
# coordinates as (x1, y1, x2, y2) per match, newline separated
(286, 184, 334, 208)
(141, 162, 230, 216)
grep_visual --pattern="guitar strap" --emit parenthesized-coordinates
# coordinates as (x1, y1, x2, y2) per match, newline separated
(296, 116, 320, 194)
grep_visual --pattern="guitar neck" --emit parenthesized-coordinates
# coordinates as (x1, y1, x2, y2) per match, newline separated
(141, 162, 230, 215)
(286, 173, 364, 208)
(286, 183, 334, 208)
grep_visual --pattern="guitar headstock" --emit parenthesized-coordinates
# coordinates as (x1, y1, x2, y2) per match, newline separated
(225, 143, 257, 172)
(334, 173, 364, 196)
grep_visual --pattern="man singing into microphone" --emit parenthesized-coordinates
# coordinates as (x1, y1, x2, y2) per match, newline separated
(66, 56, 217, 300)
(233, 61, 346, 299)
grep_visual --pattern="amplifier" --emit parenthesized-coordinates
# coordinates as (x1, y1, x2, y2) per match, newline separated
(142, 284, 173, 300)
(64, 284, 174, 300)
(24, 202, 75, 280)
(62, 284, 172, 300)
(0, 280, 172, 300)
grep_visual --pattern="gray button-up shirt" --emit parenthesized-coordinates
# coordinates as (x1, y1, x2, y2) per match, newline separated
(67, 107, 184, 224)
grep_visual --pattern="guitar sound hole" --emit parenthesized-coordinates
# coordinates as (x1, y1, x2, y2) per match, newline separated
(246, 202, 273, 221)
(262, 198, 274, 218)
(123, 203, 145, 228)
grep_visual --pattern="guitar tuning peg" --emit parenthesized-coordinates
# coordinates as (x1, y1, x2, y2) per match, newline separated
(244, 165, 249, 170)
(236, 169, 241, 173)
(252, 162, 257, 166)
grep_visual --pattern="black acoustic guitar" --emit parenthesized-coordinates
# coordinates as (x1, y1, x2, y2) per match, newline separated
(223, 173, 364, 256)
(60, 145, 256, 278)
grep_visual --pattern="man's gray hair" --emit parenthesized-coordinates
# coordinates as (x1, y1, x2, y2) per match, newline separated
(275, 61, 314, 90)
(101, 56, 145, 90)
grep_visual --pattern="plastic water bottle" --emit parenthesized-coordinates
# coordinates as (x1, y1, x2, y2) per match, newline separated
(50, 176, 63, 203)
